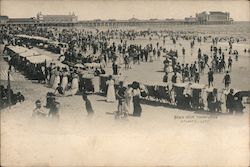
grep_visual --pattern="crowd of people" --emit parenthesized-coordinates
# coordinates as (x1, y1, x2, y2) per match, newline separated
(1, 24, 249, 117)
(162, 42, 235, 88)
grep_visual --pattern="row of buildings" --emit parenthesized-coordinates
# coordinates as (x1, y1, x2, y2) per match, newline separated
(0, 11, 233, 26)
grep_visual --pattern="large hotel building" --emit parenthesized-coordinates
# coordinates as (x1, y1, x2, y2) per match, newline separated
(196, 11, 232, 24)
(36, 12, 78, 24)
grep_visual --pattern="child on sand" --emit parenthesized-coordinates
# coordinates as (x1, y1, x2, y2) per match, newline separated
(32, 100, 48, 118)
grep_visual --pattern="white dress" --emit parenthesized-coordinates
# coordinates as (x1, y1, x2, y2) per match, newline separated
(61, 72, 68, 91)
(125, 87, 133, 114)
(118, 55, 124, 65)
(71, 75, 79, 95)
(49, 69, 56, 87)
(52, 71, 60, 89)
(176, 72, 182, 83)
(106, 79, 116, 102)
(101, 58, 106, 68)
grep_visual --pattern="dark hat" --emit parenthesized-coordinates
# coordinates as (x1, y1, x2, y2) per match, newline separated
(132, 81, 139, 89)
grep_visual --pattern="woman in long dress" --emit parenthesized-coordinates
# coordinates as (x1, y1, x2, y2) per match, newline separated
(100, 55, 106, 68)
(125, 85, 133, 114)
(52, 67, 61, 89)
(49, 68, 56, 88)
(132, 88, 142, 117)
(106, 76, 116, 102)
(176, 71, 182, 83)
(118, 54, 124, 65)
(70, 73, 79, 96)
(61, 69, 69, 91)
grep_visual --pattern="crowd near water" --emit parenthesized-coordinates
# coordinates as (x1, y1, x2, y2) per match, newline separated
(0, 24, 249, 119)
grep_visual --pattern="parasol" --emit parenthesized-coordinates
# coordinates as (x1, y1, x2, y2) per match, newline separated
(190, 83, 206, 89)
(74, 63, 84, 68)
(85, 63, 101, 68)
(53, 61, 69, 69)
(19, 50, 40, 58)
(173, 82, 189, 88)
(7, 45, 28, 54)
(26, 54, 52, 64)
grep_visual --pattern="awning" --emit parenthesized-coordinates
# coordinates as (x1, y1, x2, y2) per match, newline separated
(48, 40, 68, 47)
(26, 54, 53, 64)
(6, 45, 28, 54)
(53, 61, 69, 69)
(16, 34, 49, 42)
(74, 63, 84, 68)
(19, 50, 40, 58)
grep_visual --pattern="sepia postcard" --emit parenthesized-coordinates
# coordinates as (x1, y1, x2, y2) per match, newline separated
(0, 0, 249, 166)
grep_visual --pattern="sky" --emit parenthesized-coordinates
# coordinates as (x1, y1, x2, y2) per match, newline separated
(0, 0, 249, 21)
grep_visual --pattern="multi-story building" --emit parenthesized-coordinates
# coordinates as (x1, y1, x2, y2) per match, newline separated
(196, 11, 232, 24)
(208, 11, 229, 22)
(37, 12, 78, 23)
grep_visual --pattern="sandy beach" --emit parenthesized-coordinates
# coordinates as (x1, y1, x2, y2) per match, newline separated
(1, 23, 250, 166)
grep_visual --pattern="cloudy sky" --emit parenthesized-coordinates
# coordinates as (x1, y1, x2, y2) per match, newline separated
(1, 0, 249, 21)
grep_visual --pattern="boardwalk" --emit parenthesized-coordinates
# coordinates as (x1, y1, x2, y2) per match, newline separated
(0, 50, 26, 81)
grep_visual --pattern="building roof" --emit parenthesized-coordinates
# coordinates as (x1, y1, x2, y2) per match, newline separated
(8, 18, 37, 23)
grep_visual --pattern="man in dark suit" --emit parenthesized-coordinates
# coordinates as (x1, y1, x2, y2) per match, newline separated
(112, 62, 118, 75)
(226, 89, 234, 114)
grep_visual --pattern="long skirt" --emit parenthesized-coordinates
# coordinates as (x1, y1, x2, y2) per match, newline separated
(133, 96, 142, 116)
(61, 76, 68, 91)
(70, 78, 79, 95)
(49, 74, 56, 87)
(52, 76, 60, 89)
(106, 85, 116, 102)
(125, 97, 133, 114)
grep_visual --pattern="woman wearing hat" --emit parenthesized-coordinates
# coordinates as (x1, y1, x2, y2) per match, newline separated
(131, 81, 142, 117)
(125, 84, 133, 114)
(70, 72, 79, 96)
(106, 75, 116, 102)
(61, 68, 69, 91)
(49, 65, 56, 87)
(52, 67, 61, 89)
